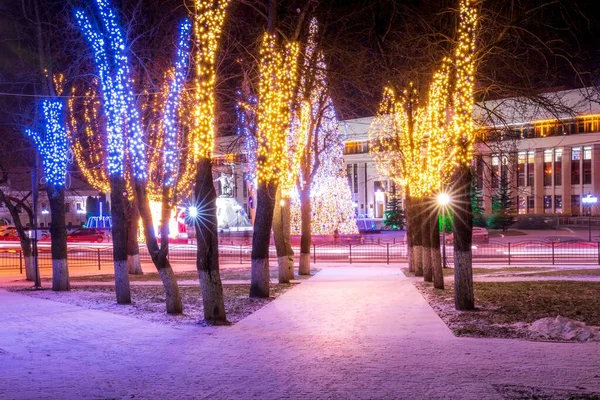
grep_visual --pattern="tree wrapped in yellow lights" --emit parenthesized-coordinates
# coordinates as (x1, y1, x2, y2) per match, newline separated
(272, 100, 308, 284)
(190, 0, 231, 323)
(369, 83, 427, 276)
(250, 29, 299, 298)
(449, 0, 478, 310)
(288, 18, 358, 276)
(369, 0, 478, 304)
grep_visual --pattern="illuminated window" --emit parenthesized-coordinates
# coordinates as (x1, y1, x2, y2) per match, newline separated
(518, 196, 526, 214)
(572, 147, 581, 185)
(491, 155, 500, 188)
(554, 195, 562, 214)
(554, 149, 562, 186)
(583, 146, 592, 184)
(527, 151, 535, 186)
(544, 195, 552, 213)
(517, 152, 526, 187)
(543, 149, 552, 187)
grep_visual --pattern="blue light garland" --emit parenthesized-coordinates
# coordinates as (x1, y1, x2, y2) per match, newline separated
(163, 19, 192, 187)
(75, 0, 147, 180)
(235, 88, 258, 188)
(75, 8, 123, 177)
(25, 100, 69, 187)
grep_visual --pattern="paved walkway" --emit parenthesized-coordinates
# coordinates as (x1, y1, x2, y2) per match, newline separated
(1, 266, 599, 399)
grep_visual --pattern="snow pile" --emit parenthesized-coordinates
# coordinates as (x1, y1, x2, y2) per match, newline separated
(529, 316, 600, 341)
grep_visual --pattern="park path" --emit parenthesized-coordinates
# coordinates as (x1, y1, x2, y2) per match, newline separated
(1, 265, 599, 399)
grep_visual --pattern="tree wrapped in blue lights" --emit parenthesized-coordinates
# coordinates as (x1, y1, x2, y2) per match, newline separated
(25, 99, 70, 291)
(75, 0, 134, 305)
(75, 0, 192, 314)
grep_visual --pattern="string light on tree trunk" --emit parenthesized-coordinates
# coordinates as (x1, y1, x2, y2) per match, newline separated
(25, 100, 69, 187)
(452, 0, 478, 165)
(163, 19, 192, 188)
(192, 0, 230, 160)
(256, 33, 299, 184)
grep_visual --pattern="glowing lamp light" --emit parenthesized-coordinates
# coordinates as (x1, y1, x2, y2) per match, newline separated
(582, 195, 598, 204)
(77, 210, 87, 214)
(437, 193, 451, 206)
(188, 206, 199, 219)
(41, 210, 50, 215)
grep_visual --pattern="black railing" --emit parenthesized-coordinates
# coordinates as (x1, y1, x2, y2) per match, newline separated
(2, 240, 600, 273)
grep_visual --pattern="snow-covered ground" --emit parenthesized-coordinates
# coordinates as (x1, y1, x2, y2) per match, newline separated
(0, 265, 599, 399)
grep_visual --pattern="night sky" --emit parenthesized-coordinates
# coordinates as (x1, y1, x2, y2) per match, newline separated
(0, 0, 599, 169)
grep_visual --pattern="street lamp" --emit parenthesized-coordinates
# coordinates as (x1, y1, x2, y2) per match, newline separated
(437, 192, 451, 268)
(582, 194, 598, 242)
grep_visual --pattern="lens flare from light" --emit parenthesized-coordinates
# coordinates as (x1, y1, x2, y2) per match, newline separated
(437, 193, 451, 206)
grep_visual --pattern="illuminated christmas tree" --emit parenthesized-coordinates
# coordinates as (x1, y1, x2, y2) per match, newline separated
(290, 18, 357, 236)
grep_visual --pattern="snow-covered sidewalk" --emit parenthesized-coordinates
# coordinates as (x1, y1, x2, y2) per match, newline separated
(0, 265, 599, 399)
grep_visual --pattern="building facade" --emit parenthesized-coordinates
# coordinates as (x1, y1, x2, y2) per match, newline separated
(217, 88, 600, 221)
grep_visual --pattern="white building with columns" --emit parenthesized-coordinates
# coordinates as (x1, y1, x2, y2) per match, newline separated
(216, 87, 600, 222)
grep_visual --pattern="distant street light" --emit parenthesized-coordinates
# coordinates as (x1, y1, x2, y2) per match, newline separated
(437, 192, 451, 207)
(188, 206, 199, 219)
(582, 194, 598, 242)
(437, 192, 451, 268)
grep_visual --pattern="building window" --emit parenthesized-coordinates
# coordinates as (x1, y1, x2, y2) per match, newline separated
(346, 164, 352, 189)
(518, 196, 526, 214)
(583, 146, 592, 185)
(491, 155, 500, 188)
(544, 195, 552, 214)
(527, 196, 535, 213)
(76, 202, 83, 211)
(572, 147, 581, 185)
(554, 195, 563, 214)
(353, 164, 358, 194)
(554, 149, 562, 186)
(527, 151, 534, 186)
(517, 152, 526, 187)
(476, 157, 484, 188)
(343, 141, 369, 155)
(65, 203, 71, 213)
(571, 195, 580, 216)
(543, 149, 552, 187)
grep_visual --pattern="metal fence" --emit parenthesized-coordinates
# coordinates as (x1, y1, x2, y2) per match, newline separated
(2, 239, 600, 273)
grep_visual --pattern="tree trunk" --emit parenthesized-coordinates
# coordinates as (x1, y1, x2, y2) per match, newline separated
(25, 255, 36, 281)
(126, 199, 143, 275)
(194, 158, 227, 324)
(250, 179, 277, 297)
(135, 183, 183, 315)
(453, 165, 475, 310)
(47, 183, 69, 291)
(299, 186, 311, 275)
(405, 195, 414, 272)
(430, 207, 444, 289)
(412, 197, 424, 277)
(109, 176, 131, 304)
(0, 189, 37, 281)
(422, 197, 433, 282)
(273, 187, 294, 283)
